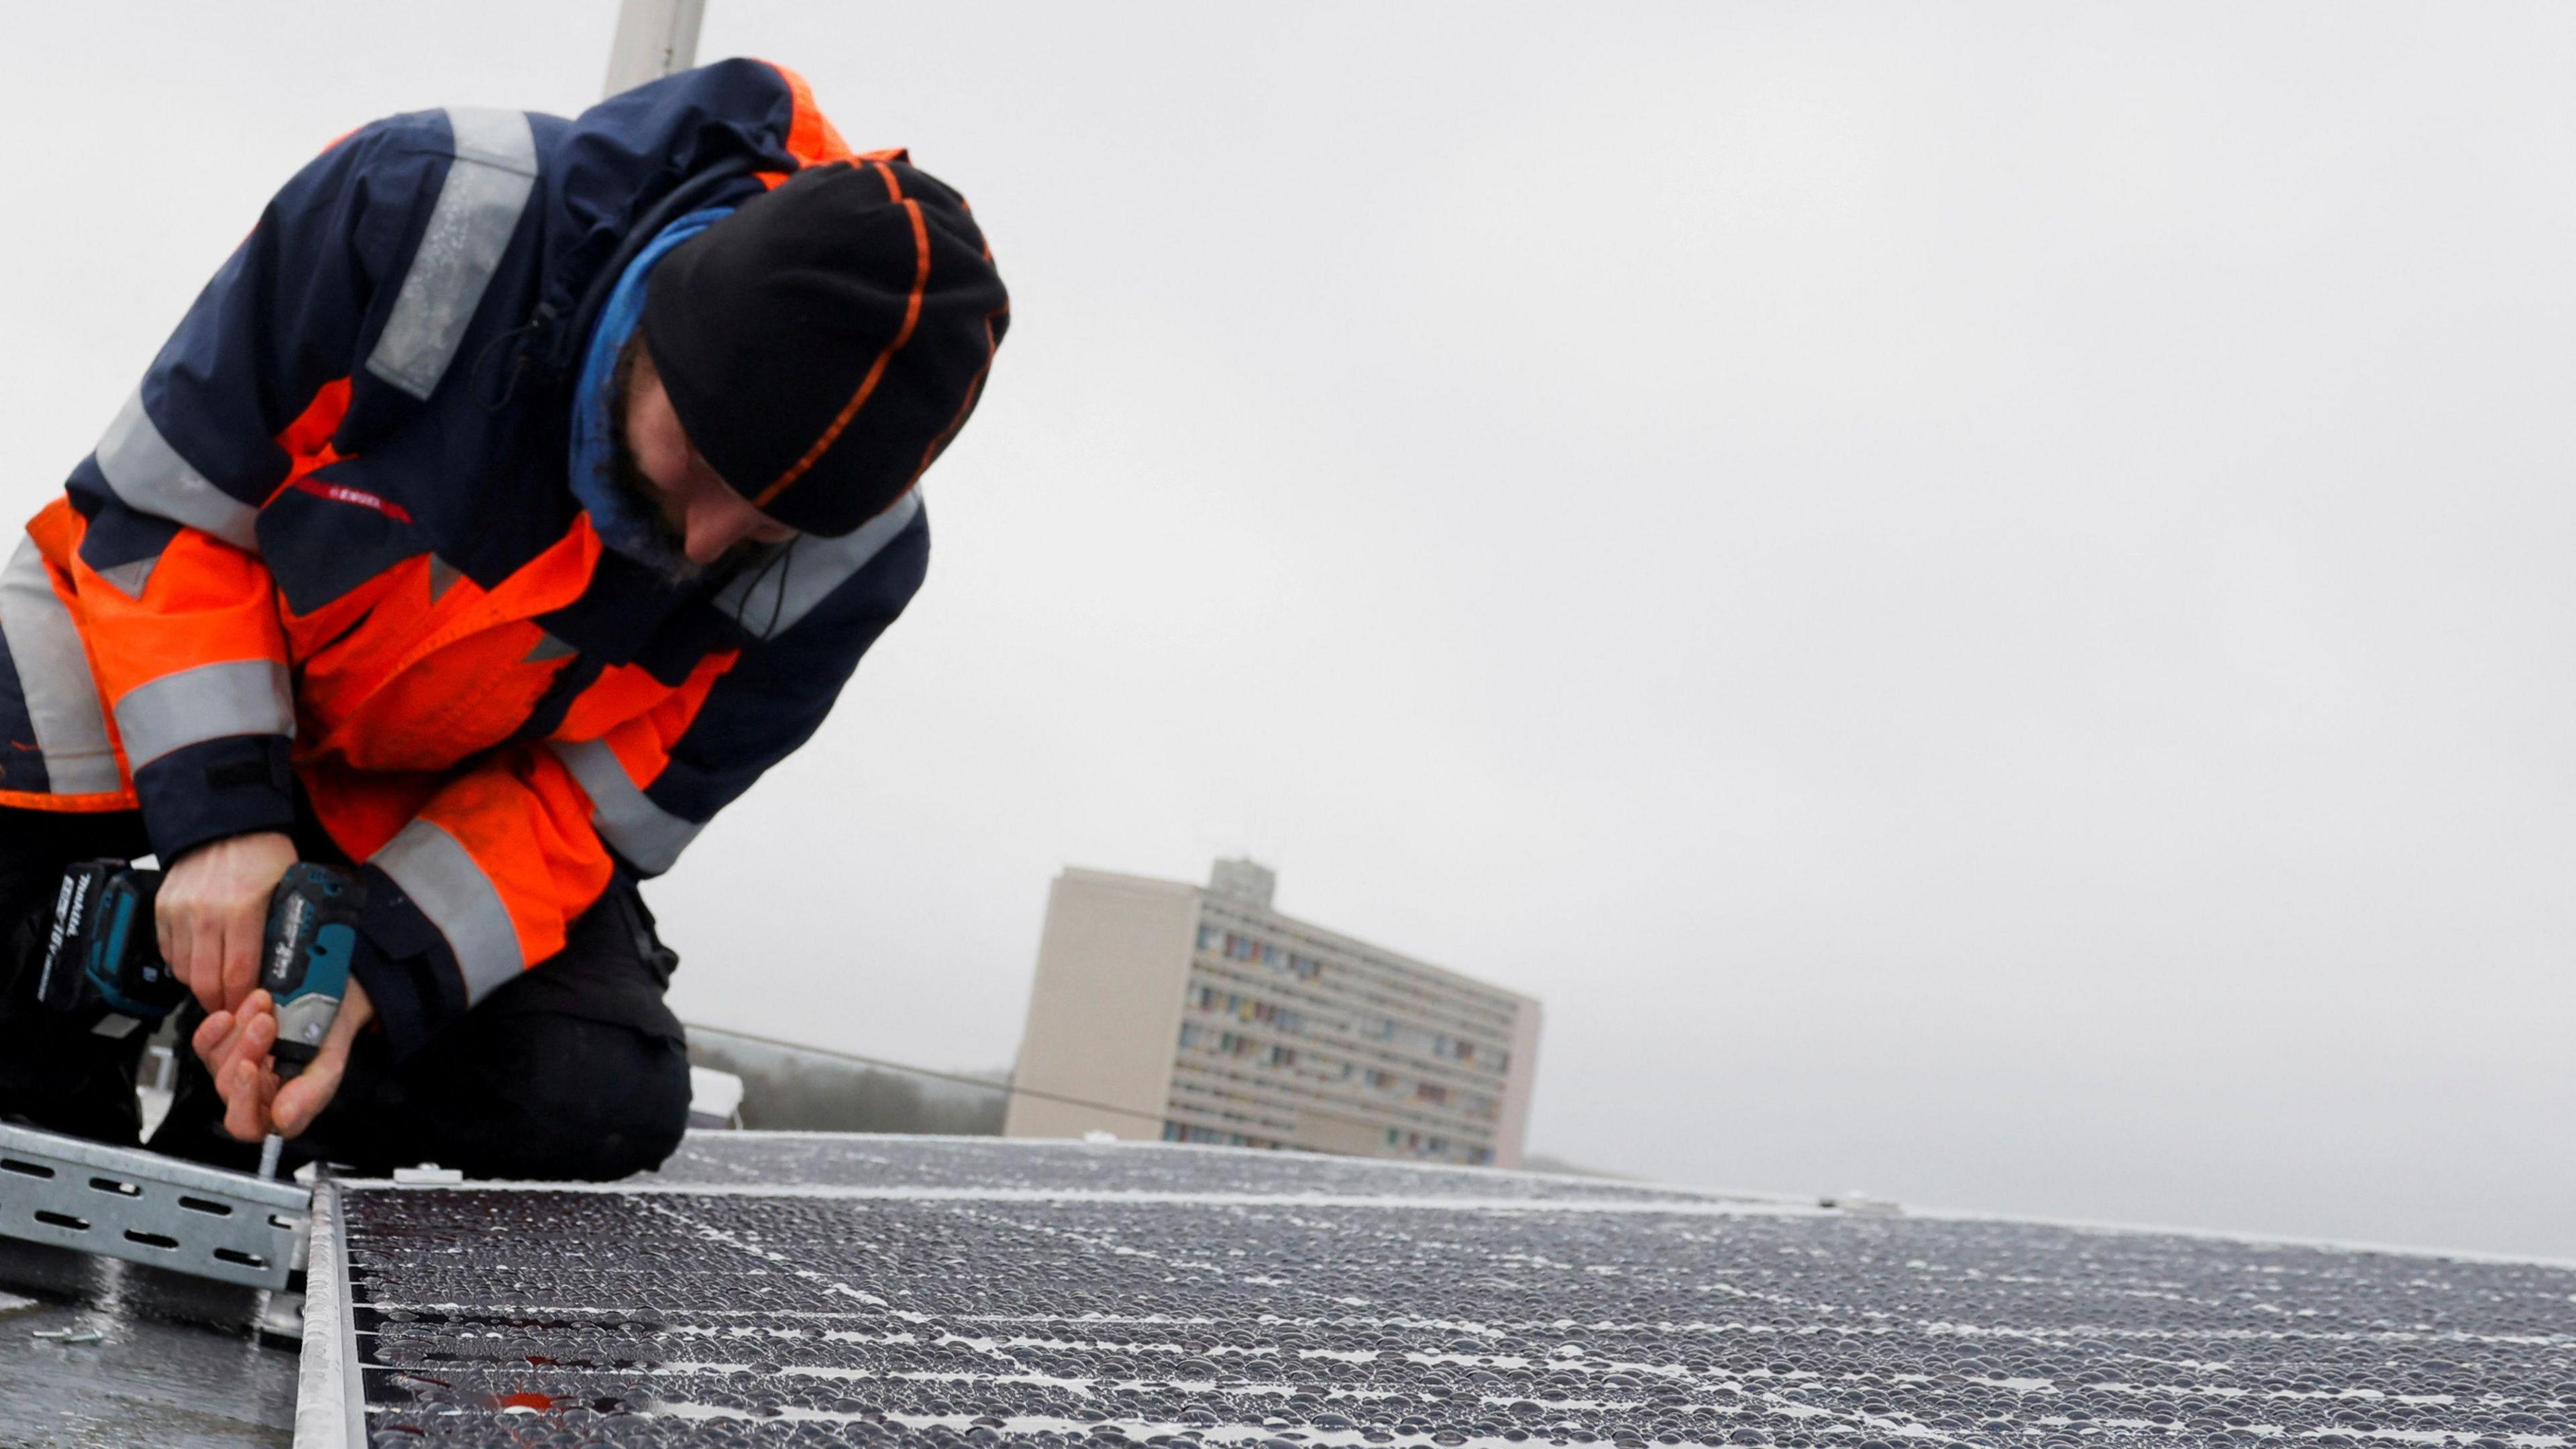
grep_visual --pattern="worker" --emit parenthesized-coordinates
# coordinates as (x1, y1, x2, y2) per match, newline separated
(0, 60, 1008, 1179)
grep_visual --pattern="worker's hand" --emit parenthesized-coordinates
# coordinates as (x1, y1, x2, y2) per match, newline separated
(192, 989, 276, 1142)
(158, 830, 297, 1013)
(194, 979, 374, 1142)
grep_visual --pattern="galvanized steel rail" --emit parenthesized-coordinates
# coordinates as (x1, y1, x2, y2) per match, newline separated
(0, 1120, 308, 1291)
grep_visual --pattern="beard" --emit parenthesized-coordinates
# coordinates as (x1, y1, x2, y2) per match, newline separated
(603, 336, 690, 570)
(604, 335, 775, 582)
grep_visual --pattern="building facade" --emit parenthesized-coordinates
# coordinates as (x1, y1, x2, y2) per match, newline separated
(1004, 860, 1542, 1167)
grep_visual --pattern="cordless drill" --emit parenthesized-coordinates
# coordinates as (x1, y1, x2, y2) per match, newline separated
(258, 863, 364, 1079)
(40, 860, 365, 1075)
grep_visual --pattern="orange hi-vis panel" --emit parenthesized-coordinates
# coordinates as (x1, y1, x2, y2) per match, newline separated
(48, 505, 292, 781)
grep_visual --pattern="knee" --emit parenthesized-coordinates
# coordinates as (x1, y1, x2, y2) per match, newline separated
(483, 1024, 692, 1181)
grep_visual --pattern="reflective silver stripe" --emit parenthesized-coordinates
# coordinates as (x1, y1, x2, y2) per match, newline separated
(714, 490, 923, 637)
(92, 386, 261, 551)
(111, 659, 294, 771)
(94, 557, 157, 600)
(365, 107, 538, 400)
(549, 738, 704, 875)
(370, 818, 525, 1002)
(0, 535, 120, 795)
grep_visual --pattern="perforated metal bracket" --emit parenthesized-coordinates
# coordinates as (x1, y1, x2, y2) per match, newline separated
(0, 1121, 310, 1289)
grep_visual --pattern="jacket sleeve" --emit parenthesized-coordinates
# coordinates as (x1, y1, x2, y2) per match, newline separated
(62, 118, 458, 865)
(350, 498, 931, 1057)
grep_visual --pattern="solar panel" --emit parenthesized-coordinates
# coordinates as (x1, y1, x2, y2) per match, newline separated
(307, 1135, 2576, 1446)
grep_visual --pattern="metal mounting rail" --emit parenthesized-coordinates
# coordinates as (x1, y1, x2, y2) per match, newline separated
(0, 1120, 310, 1290)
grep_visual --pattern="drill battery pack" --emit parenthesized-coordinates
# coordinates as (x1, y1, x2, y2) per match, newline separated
(36, 861, 182, 1030)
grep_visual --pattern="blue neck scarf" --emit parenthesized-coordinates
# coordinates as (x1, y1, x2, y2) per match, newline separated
(567, 207, 735, 576)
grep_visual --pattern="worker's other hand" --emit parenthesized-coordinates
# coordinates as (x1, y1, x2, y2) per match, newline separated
(158, 830, 297, 1013)
(194, 978, 374, 1142)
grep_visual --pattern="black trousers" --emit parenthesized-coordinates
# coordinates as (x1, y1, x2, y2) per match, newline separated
(0, 807, 692, 1181)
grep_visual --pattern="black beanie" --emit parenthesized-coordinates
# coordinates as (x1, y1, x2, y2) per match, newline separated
(641, 154, 1009, 537)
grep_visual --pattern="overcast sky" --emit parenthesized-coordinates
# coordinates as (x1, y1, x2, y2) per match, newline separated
(5, 3, 2573, 1260)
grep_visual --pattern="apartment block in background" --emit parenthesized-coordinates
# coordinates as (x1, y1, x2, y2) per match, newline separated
(1005, 859, 1542, 1167)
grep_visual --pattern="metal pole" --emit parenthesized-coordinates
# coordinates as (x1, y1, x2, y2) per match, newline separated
(603, 0, 706, 98)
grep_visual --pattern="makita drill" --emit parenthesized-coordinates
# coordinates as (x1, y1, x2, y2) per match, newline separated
(40, 860, 365, 1078)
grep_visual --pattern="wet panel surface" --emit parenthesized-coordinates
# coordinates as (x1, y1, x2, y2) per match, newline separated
(339, 1136, 2576, 1448)
(639, 1136, 1734, 1203)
